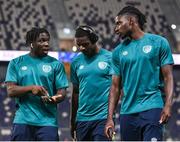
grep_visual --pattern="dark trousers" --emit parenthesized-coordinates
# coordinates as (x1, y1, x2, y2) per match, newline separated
(11, 123, 59, 141)
(120, 108, 163, 141)
(76, 119, 109, 141)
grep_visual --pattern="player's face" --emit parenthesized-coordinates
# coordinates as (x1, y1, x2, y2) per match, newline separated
(114, 15, 132, 39)
(33, 32, 50, 57)
(75, 36, 96, 57)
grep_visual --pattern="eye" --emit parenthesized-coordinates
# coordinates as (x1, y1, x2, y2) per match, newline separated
(77, 43, 89, 48)
(82, 43, 89, 47)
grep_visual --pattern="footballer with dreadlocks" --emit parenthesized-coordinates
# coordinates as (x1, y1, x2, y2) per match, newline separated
(105, 6, 174, 141)
(5, 27, 68, 141)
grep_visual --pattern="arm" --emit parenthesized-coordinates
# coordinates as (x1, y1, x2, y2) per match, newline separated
(6, 82, 47, 97)
(70, 84, 79, 139)
(160, 64, 174, 123)
(105, 75, 122, 139)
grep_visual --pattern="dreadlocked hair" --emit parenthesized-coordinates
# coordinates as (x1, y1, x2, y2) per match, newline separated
(26, 27, 50, 46)
(117, 6, 147, 30)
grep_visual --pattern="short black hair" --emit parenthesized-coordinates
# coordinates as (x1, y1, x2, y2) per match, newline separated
(75, 27, 90, 38)
(75, 25, 98, 44)
(117, 6, 147, 30)
(26, 27, 50, 46)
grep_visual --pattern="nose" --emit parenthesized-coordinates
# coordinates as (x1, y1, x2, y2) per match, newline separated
(44, 41, 49, 47)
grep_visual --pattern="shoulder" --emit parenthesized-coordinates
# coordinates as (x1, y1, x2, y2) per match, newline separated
(46, 55, 59, 62)
(44, 55, 65, 70)
(10, 54, 29, 64)
(112, 44, 122, 56)
(145, 33, 168, 43)
(100, 48, 112, 58)
(71, 52, 83, 64)
(46, 55, 62, 64)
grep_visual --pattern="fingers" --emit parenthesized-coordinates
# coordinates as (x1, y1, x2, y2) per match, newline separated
(105, 119, 115, 139)
(71, 130, 77, 141)
(41, 87, 49, 96)
(32, 85, 52, 104)
(105, 126, 114, 139)
(41, 96, 52, 103)
(32, 86, 49, 96)
(73, 131, 77, 141)
(108, 128, 115, 139)
(159, 112, 170, 124)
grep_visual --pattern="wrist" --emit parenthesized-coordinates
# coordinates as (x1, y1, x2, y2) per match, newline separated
(164, 103, 172, 107)
(31, 85, 37, 94)
(107, 116, 113, 121)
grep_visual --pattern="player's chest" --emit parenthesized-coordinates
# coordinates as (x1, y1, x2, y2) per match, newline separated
(76, 58, 110, 78)
(17, 62, 54, 78)
(119, 44, 158, 64)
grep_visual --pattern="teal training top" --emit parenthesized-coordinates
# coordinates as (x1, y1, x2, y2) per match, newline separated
(5, 54, 69, 126)
(71, 48, 113, 121)
(112, 33, 174, 114)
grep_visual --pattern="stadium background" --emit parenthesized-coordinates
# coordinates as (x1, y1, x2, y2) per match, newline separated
(0, 0, 180, 140)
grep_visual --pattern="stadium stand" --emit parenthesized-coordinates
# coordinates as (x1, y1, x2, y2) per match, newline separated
(64, 0, 175, 51)
(0, 0, 56, 50)
(0, 0, 176, 51)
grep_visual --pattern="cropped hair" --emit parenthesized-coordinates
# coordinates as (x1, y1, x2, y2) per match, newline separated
(117, 6, 147, 30)
(26, 27, 50, 45)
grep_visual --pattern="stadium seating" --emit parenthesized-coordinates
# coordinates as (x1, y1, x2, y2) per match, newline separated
(0, 0, 55, 51)
(0, 0, 174, 51)
(64, 0, 172, 50)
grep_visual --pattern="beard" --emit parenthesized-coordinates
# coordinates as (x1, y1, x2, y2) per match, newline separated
(120, 30, 132, 40)
(83, 47, 96, 57)
(120, 30, 132, 45)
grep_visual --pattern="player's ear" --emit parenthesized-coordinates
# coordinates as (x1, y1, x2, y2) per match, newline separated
(129, 17, 134, 25)
(130, 16, 137, 26)
(30, 43, 33, 48)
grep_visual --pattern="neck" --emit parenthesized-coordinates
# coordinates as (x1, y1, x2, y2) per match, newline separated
(85, 45, 100, 58)
(29, 51, 40, 58)
(30, 51, 36, 57)
(131, 28, 145, 40)
(95, 45, 100, 54)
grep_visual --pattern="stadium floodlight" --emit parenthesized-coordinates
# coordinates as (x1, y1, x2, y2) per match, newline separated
(63, 28, 71, 34)
(171, 24, 176, 29)
(72, 46, 77, 52)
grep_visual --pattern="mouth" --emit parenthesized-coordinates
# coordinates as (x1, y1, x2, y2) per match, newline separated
(117, 33, 127, 39)
(116, 32, 122, 37)
(42, 48, 49, 54)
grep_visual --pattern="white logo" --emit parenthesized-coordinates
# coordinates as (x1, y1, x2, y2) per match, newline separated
(151, 137, 157, 142)
(42, 65, 52, 73)
(79, 65, 84, 70)
(143, 45, 152, 53)
(98, 62, 107, 70)
(122, 51, 128, 56)
(21, 66, 27, 71)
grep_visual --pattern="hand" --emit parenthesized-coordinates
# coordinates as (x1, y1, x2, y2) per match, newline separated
(31, 86, 48, 96)
(41, 95, 53, 103)
(159, 105, 171, 124)
(50, 94, 65, 104)
(104, 119, 115, 140)
(70, 119, 76, 140)
(71, 130, 77, 141)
